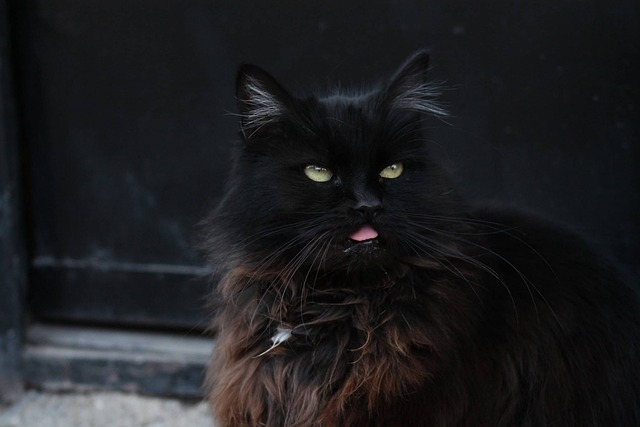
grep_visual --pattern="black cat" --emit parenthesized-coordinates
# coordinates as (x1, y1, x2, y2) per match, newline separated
(202, 51, 640, 426)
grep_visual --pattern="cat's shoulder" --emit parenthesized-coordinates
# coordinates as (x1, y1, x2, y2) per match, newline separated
(470, 202, 596, 247)
(469, 203, 640, 313)
(469, 202, 629, 282)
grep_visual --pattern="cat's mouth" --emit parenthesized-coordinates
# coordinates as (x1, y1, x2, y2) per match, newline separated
(349, 224, 379, 242)
(344, 224, 382, 254)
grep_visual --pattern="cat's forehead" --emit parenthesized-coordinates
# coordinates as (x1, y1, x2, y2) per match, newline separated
(308, 92, 417, 160)
(318, 90, 377, 107)
(307, 97, 379, 159)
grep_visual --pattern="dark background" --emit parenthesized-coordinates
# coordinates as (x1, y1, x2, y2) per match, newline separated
(10, 0, 639, 331)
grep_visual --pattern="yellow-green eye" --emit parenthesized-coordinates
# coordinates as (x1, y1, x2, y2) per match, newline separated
(379, 162, 404, 179)
(304, 165, 333, 183)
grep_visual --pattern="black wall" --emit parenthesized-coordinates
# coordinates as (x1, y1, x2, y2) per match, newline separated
(0, 0, 25, 403)
(10, 0, 639, 329)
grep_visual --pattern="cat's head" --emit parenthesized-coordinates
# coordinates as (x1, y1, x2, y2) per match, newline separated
(207, 51, 466, 280)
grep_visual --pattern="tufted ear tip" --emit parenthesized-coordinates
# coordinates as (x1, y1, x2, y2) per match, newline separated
(235, 64, 293, 139)
(385, 50, 447, 117)
(399, 50, 431, 77)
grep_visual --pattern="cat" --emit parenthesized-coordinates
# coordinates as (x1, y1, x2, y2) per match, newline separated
(202, 51, 640, 426)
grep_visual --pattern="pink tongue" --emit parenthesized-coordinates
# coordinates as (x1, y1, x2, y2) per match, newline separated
(349, 225, 379, 242)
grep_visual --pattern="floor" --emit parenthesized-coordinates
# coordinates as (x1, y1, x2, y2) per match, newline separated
(0, 390, 215, 427)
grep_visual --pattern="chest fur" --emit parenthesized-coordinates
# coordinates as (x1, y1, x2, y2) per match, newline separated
(209, 291, 433, 427)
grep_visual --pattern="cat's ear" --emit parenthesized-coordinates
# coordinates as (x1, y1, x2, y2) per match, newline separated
(236, 64, 292, 139)
(384, 50, 447, 117)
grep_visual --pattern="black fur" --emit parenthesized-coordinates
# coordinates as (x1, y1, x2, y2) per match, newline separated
(203, 51, 640, 426)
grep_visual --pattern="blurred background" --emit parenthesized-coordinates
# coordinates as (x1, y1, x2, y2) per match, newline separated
(1, 0, 638, 401)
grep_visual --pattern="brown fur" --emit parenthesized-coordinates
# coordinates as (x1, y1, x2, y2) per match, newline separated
(207, 259, 483, 427)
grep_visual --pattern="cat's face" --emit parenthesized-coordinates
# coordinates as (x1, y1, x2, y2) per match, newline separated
(214, 52, 463, 276)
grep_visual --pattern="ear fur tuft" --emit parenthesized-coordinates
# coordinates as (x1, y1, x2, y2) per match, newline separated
(236, 65, 291, 138)
(386, 50, 448, 117)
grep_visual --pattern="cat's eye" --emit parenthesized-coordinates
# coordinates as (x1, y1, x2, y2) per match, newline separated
(379, 163, 404, 179)
(304, 165, 334, 183)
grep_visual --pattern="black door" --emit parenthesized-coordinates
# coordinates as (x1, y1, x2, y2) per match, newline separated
(12, 0, 639, 333)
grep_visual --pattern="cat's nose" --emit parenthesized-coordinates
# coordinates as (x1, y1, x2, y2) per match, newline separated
(352, 195, 383, 220)
(356, 204, 382, 220)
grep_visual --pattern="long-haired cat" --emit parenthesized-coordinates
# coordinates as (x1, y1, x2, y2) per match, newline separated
(202, 51, 640, 426)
